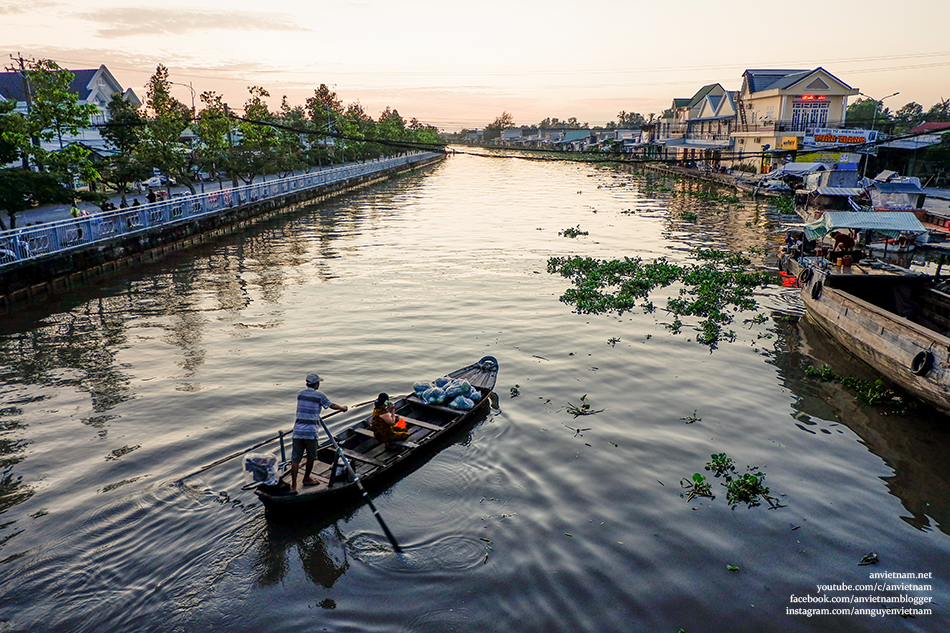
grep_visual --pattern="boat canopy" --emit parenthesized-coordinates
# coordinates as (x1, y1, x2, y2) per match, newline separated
(803, 211, 928, 241)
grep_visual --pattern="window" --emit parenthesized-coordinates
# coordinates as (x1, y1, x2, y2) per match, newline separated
(791, 101, 829, 131)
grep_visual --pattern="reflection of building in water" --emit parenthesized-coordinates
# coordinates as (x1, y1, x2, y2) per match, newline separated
(256, 523, 349, 588)
(770, 317, 950, 536)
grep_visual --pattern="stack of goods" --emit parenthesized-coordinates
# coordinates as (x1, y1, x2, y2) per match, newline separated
(413, 376, 478, 410)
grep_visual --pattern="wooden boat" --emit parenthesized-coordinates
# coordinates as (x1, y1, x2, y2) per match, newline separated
(254, 356, 499, 517)
(867, 239, 916, 254)
(793, 260, 950, 416)
(780, 212, 950, 415)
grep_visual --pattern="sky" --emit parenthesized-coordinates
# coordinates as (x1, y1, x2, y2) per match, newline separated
(2, 0, 949, 132)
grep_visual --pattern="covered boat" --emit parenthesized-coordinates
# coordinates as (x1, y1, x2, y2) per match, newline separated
(252, 356, 499, 517)
(786, 213, 950, 415)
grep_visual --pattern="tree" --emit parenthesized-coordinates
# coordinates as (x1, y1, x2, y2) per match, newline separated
(846, 97, 890, 129)
(232, 85, 279, 184)
(0, 98, 26, 166)
(138, 64, 194, 193)
(926, 99, 950, 123)
(484, 111, 515, 141)
(305, 84, 344, 162)
(892, 102, 924, 133)
(0, 169, 72, 230)
(273, 96, 308, 175)
(22, 59, 100, 187)
(614, 111, 646, 128)
(99, 93, 149, 195)
(194, 90, 233, 188)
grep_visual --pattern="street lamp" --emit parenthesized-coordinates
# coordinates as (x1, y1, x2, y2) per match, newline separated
(858, 91, 899, 178)
(170, 81, 196, 117)
(859, 91, 899, 132)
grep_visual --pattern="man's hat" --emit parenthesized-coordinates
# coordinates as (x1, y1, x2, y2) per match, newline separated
(306, 373, 321, 386)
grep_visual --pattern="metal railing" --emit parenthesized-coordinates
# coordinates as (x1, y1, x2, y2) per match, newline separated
(0, 152, 439, 268)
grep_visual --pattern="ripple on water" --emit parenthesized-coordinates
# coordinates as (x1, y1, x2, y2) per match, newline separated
(347, 531, 489, 574)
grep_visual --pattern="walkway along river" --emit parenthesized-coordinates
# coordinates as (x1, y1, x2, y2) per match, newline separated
(0, 152, 443, 311)
(0, 151, 948, 632)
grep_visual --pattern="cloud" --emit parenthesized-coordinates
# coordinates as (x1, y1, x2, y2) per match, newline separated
(76, 8, 316, 38)
(0, 1, 62, 15)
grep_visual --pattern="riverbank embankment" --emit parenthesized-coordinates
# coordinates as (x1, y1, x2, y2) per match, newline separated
(0, 152, 444, 311)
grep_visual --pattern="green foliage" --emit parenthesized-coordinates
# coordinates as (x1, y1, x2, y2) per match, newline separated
(771, 196, 795, 214)
(846, 97, 889, 128)
(0, 99, 26, 165)
(99, 93, 149, 193)
(138, 64, 193, 190)
(681, 473, 714, 502)
(483, 111, 515, 141)
(724, 472, 771, 508)
(0, 169, 72, 229)
(705, 453, 735, 477)
(20, 59, 100, 185)
(804, 363, 917, 411)
(564, 394, 603, 417)
(686, 453, 783, 509)
(558, 225, 589, 238)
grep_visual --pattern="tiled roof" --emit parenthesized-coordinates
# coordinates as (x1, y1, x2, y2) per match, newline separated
(743, 69, 808, 93)
(0, 67, 99, 101)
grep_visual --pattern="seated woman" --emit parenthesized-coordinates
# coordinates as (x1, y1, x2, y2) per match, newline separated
(371, 393, 409, 442)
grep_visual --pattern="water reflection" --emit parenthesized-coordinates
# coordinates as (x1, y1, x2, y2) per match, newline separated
(257, 521, 350, 589)
(770, 315, 950, 536)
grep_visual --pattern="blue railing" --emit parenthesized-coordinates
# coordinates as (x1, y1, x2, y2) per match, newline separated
(0, 152, 440, 268)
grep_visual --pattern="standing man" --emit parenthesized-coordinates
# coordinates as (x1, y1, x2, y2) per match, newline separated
(292, 373, 348, 491)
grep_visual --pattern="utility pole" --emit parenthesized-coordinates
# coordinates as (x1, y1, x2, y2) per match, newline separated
(5, 52, 36, 169)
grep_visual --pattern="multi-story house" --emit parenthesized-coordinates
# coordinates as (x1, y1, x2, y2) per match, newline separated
(731, 68, 858, 172)
(0, 64, 141, 159)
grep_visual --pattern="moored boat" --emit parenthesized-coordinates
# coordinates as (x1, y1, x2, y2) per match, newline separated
(795, 261, 950, 415)
(780, 211, 950, 415)
(252, 356, 499, 517)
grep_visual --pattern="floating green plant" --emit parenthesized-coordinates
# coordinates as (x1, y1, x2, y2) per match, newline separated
(804, 363, 917, 411)
(559, 225, 589, 238)
(547, 248, 773, 348)
(683, 453, 784, 509)
(564, 394, 604, 417)
(705, 452, 734, 476)
(680, 473, 714, 502)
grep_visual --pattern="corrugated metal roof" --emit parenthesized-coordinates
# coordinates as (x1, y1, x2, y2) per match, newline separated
(804, 211, 928, 240)
(814, 187, 864, 196)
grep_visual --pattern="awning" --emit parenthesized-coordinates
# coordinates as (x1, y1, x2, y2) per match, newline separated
(803, 211, 928, 241)
(814, 187, 864, 196)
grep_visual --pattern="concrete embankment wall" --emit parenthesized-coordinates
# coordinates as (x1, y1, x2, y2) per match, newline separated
(0, 153, 443, 312)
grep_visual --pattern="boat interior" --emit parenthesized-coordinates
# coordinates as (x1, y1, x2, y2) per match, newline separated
(276, 386, 486, 494)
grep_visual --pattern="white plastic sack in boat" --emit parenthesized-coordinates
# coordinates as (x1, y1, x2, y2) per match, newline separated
(449, 395, 475, 410)
(434, 376, 451, 388)
(243, 453, 278, 485)
(423, 387, 446, 404)
(413, 381, 432, 395)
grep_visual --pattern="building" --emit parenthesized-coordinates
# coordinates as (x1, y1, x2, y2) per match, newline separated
(731, 68, 858, 172)
(0, 64, 141, 157)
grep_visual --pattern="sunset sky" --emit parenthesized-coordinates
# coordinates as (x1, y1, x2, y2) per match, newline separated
(2, 0, 949, 131)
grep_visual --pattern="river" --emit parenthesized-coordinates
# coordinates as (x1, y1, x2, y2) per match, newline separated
(1, 150, 948, 632)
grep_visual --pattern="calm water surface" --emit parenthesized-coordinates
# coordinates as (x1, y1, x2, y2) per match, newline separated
(2, 152, 949, 632)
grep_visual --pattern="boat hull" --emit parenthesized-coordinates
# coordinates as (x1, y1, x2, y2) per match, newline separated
(255, 356, 499, 519)
(799, 272, 950, 415)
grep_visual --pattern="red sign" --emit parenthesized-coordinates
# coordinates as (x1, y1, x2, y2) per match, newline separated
(799, 95, 827, 101)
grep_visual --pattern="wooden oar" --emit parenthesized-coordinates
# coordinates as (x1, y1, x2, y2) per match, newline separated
(316, 417, 403, 553)
(175, 398, 376, 483)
